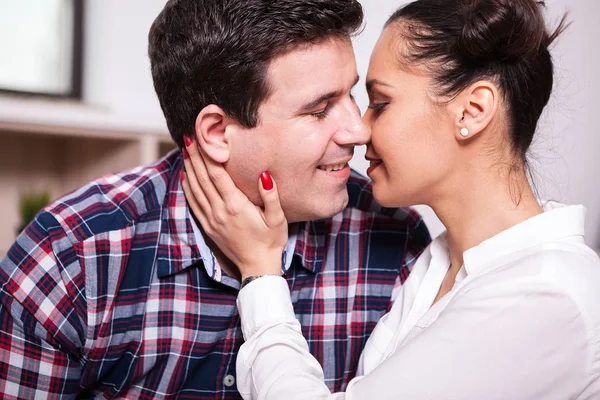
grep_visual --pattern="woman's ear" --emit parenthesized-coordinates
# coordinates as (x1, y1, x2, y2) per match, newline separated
(451, 80, 499, 141)
(194, 104, 234, 163)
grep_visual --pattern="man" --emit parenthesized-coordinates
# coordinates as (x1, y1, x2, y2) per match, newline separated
(0, 0, 430, 398)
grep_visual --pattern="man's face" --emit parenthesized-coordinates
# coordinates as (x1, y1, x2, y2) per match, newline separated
(227, 37, 369, 223)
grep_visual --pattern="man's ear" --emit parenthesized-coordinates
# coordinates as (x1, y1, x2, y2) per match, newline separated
(450, 80, 499, 142)
(194, 104, 235, 163)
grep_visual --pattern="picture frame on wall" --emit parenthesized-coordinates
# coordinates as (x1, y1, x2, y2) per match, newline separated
(0, 0, 84, 99)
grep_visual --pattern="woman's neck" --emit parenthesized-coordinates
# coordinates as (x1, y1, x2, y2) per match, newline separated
(430, 164, 542, 274)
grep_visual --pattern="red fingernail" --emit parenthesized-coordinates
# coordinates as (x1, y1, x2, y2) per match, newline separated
(180, 171, 185, 182)
(260, 171, 273, 191)
(183, 148, 189, 159)
(183, 135, 193, 147)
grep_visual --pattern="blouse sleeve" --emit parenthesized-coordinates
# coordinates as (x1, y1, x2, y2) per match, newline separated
(236, 274, 589, 400)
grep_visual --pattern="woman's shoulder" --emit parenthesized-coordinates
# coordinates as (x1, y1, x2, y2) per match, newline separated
(474, 242, 600, 334)
(530, 242, 600, 311)
(518, 240, 600, 286)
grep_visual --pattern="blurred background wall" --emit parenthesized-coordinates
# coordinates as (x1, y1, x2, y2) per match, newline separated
(0, 0, 598, 256)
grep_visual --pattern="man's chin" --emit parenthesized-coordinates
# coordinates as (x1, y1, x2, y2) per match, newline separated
(285, 193, 349, 223)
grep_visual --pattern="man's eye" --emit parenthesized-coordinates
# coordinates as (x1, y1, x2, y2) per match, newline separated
(311, 105, 330, 120)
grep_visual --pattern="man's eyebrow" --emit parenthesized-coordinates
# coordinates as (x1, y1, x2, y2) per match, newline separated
(366, 78, 393, 92)
(298, 75, 360, 113)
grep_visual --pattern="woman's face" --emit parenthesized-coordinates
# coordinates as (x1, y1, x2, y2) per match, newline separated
(364, 26, 461, 208)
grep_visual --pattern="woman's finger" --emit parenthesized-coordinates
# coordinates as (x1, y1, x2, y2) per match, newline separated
(182, 171, 211, 232)
(200, 145, 247, 206)
(182, 149, 213, 217)
(184, 136, 222, 206)
(258, 172, 287, 229)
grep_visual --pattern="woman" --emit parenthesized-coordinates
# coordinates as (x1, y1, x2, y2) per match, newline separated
(182, 0, 600, 398)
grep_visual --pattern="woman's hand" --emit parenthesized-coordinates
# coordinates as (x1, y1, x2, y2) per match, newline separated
(181, 137, 288, 280)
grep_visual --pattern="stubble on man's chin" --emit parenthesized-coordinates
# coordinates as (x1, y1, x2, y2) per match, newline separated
(283, 192, 349, 224)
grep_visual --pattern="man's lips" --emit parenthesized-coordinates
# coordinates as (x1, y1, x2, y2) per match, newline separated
(317, 162, 349, 172)
(317, 158, 353, 172)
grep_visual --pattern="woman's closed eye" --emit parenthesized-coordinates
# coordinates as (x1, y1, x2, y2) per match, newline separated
(368, 102, 389, 115)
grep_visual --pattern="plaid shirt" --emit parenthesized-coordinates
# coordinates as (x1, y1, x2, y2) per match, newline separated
(0, 150, 430, 399)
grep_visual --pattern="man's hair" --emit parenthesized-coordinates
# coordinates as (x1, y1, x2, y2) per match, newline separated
(148, 0, 364, 148)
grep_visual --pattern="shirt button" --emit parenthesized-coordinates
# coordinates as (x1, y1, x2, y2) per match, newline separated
(223, 374, 236, 387)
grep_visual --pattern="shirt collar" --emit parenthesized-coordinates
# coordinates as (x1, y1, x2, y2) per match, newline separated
(156, 155, 202, 278)
(189, 212, 299, 287)
(462, 201, 586, 274)
(428, 201, 586, 279)
(293, 210, 363, 275)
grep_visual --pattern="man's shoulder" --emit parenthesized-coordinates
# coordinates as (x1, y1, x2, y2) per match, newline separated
(41, 151, 179, 243)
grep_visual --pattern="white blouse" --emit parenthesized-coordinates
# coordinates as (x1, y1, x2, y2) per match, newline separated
(236, 202, 600, 399)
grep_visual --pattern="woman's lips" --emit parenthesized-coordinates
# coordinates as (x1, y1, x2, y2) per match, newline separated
(367, 160, 382, 176)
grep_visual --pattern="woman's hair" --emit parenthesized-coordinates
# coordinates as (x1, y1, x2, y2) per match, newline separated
(387, 0, 568, 161)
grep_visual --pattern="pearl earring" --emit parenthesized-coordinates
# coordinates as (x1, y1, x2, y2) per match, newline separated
(460, 127, 469, 137)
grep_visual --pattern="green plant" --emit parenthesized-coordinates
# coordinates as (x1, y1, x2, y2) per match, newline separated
(18, 191, 51, 232)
